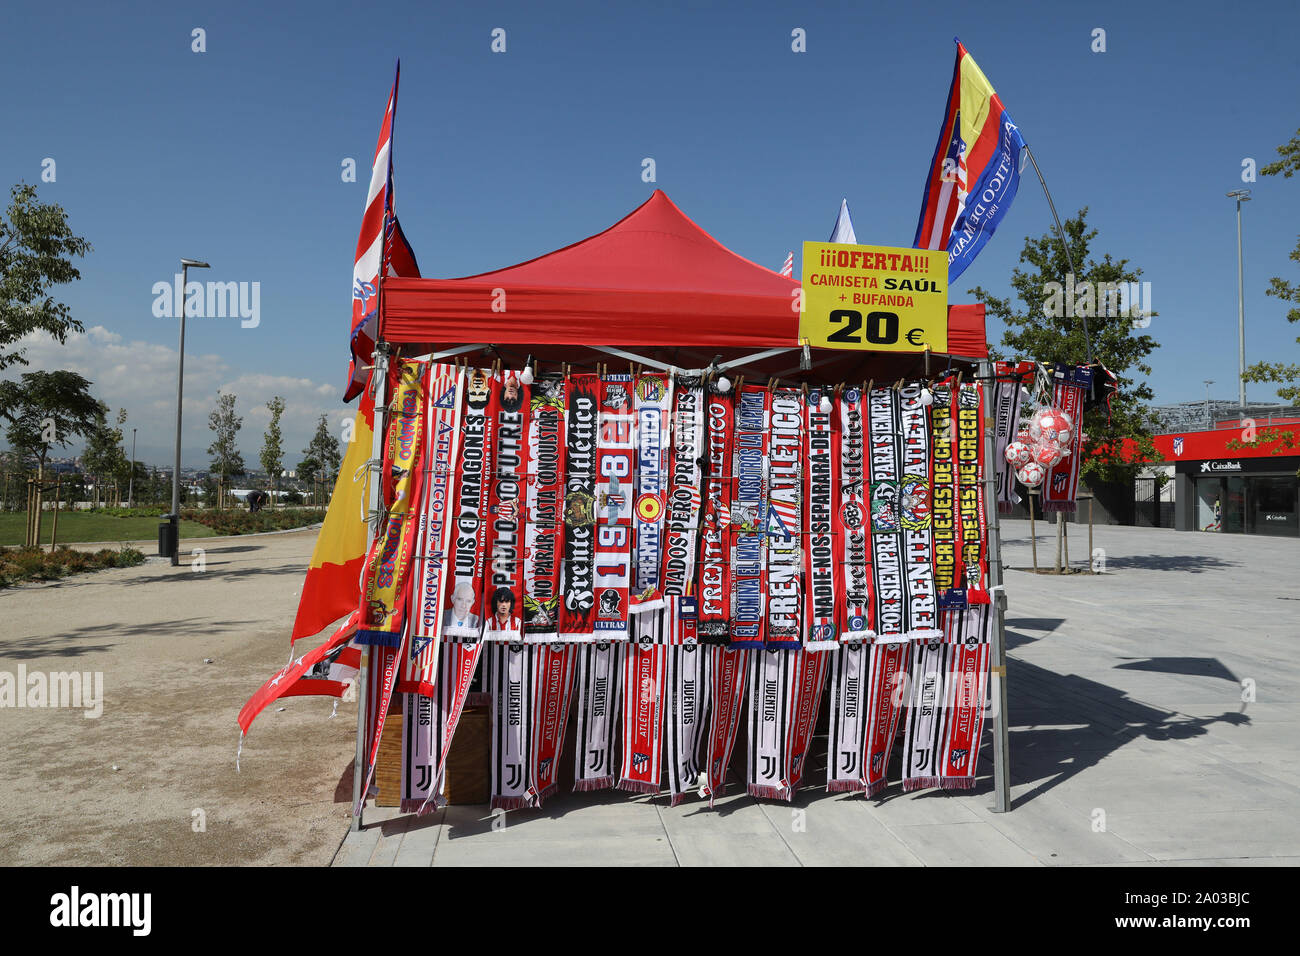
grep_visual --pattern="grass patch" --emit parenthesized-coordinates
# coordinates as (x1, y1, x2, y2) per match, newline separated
(0, 512, 215, 547)
(180, 508, 327, 536)
(0, 545, 146, 588)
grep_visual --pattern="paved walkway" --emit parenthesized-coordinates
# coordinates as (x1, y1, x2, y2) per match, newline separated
(334, 520, 1300, 866)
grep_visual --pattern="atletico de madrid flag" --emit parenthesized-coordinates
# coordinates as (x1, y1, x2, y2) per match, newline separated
(345, 63, 421, 402)
(913, 38, 1026, 283)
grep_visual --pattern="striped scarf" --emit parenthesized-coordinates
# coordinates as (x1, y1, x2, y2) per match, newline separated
(866, 386, 906, 644)
(441, 368, 497, 643)
(746, 648, 794, 799)
(938, 604, 992, 789)
(665, 641, 710, 805)
(804, 388, 839, 650)
(400, 641, 484, 813)
(702, 646, 747, 806)
(861, 641, 909, 797)
(573, 642, 624, 791)
(697, 382, 734, 645)
(991, 362, 1032, 515)
(523, 374, 566, 642)
(931, 384, 960, 608)
(488, 643, 534, 810)
(594, 374, 635, 640)
(785, 649, 830, 793)
(398, 364, 464, 694)
(358, 639, 406, 814)
(826, 643, 869, 792)
(528, 644, 576, 804)
(619, 621, 667, 794)
(765, 387, 803, 648)
(838, 386, 872, 643)
(559, 372, 600, 640)
(955, 382, 991, 604)
(730, 385, 769, 648)
(902, 637, 947, 791)
(899, 383, 941, 639)
(1043, 363, 1092, 513)
(483, 373, 531, 642)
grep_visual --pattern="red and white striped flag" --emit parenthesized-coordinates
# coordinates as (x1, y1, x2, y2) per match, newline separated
(779, 251, 794, 277)
(345, 63, 421, 402)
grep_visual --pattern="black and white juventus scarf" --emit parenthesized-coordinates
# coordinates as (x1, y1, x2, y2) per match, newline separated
(901, 637, 947, 791)
(826, 643, 868, 792)
(665, 642, 710, 806)
(991, 361, 1031, 515)
(401, 641, 485, 813)
(746, 648, 795, 800)
(488, 643, 534, 810)
(573, 642, 624, 791)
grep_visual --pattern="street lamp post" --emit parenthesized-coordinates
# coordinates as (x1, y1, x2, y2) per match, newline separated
(1226, 189, 1251, 410)
(128, 426, 137, 508)
(170, 258, 209, 564)
(1203, 380, 1214, 429)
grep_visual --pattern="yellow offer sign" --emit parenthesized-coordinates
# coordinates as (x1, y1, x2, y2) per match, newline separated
(799, 242, 948, 352)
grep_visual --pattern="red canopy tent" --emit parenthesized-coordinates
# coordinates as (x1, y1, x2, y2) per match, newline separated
(380, 190, 986, 377)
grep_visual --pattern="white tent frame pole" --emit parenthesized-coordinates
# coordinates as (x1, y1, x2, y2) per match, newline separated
(351, 341, 390, 832)
(979, 358, 1013, 813)
(430, 343, 489, 361)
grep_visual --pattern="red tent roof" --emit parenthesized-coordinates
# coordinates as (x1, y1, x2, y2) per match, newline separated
(381, 190, 986, 360)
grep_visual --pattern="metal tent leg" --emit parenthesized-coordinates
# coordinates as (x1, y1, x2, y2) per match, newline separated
(980, 359, 1013, 813)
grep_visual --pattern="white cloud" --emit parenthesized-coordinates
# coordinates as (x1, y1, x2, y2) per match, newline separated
(5, 326, 352, 470)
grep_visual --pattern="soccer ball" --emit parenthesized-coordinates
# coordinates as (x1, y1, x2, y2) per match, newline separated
(1016, 461, 1047, 487)
(1004, 441, 1032, 467)
(1032, 440, 1066, 468)
(1029, 407, 1074, 447)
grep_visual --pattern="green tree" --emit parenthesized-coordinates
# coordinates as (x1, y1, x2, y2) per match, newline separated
(82, 402, 126, 508)
(207, 390, 244, 508)
(298, 414, 341, 488)
(969, 207, 1160, 485)
(0, 184, 92, 372)
(1233, 127, 1300, 461)
(259, 395, 286, 505)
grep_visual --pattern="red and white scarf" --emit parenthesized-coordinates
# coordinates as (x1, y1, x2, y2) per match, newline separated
(860, 641, 910, 797)
(955, 381, 991, 604)
(698, 381, 734, 645)
(766, 387, 803, 648)
(618, 621, 667, 794)
(594, 374, 635, 640)
(573, 642, 624, 791)
(785, 649, 830, 793)
(401, 641, 484, 814)
(483, 372, 531, 642)
(357, 639, 406, 815)
(866, 386, 906, 644)
(524, 373, 566, 642)
(488, 642, 534, 810)
(937, 604, 992, 789)
(528, 643, 576, 804)
(899, 383, 941, 639)
(560, 373, 600, 640)
(442, 368, 497, 643)
(1043, 363, 1091, 513)
(730, 384, 769, 648)
(702, 646, 747, 806)
(630, 373, 672, 614)
(826, 643, 869, 792)
(398, 364, 464, 694)
(804, 388, 840, 650)
(838, 385, 872, 643)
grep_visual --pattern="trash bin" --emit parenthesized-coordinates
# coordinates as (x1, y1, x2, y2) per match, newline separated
(159, 514, 178, 559)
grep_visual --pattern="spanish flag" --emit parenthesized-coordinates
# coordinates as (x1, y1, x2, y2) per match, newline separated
(291, 389, 375, 641)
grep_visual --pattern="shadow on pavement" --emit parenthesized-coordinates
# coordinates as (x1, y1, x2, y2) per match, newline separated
(1114, 656, 1239, 682)
(1100, 553, 1238, 572)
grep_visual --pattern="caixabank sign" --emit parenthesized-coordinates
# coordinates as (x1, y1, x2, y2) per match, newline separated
(1175, 455, 1297, 476)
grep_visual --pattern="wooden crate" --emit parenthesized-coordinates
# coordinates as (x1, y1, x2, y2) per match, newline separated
(376, 702, 491, 807)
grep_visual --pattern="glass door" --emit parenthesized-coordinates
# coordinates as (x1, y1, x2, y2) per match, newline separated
(1248, 477, 1299, 537)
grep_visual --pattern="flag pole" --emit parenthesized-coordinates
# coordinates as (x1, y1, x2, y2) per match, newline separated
(1022, 145, 1093, 365)
(979, 358, 1013, 813)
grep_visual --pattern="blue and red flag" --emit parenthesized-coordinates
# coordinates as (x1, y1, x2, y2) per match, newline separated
(913, 39, 1025, 282)
(346, 63, 421, 403)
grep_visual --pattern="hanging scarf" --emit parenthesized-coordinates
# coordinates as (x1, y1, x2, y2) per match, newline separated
(359, 360, 428, 647)
(938, 603, 992, 789)
(483, 372, 531, 642)
(698, 381, 734, 645)
(702, 646, 747, 806)
(488, 642, 534, 810)
(357, 640, 406, 814)
(866, 386, 906, 644)
(665, 642, 710, 805)
(401, 641, 485, 814)
(573, 642, 624, 790)
(991, 361, 1032, 514)
(785, 649, 830, 794)
(901, 637, 947, 791)
(826, 644, 869, 792)
(398, 365, 464, 694)
(594, 373, 635, 640)
(746, 647, 795, 800)
(1043, 363, 1093, 513)
(860, 642, 910, 797)
(766, 387, 803, 649)
(899, 383, 941, 640)
(664, 373, 704, 600)
(528, 643, 576, 804)
(931, 383, 961, 609)
(838, 385, 872, 643)
(630, 373, 672, 614)
(955, 381, 991, 604)
(730, 384, 769, 648)
(442, 367, 497, 643)
(804, 388, 839, 650)
(618, 621, 667, 794)
(524, 373, 567, 642)
(560, 373, 600, 640)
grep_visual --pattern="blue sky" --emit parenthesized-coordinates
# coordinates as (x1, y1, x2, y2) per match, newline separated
(3, 0, 1298, 467)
